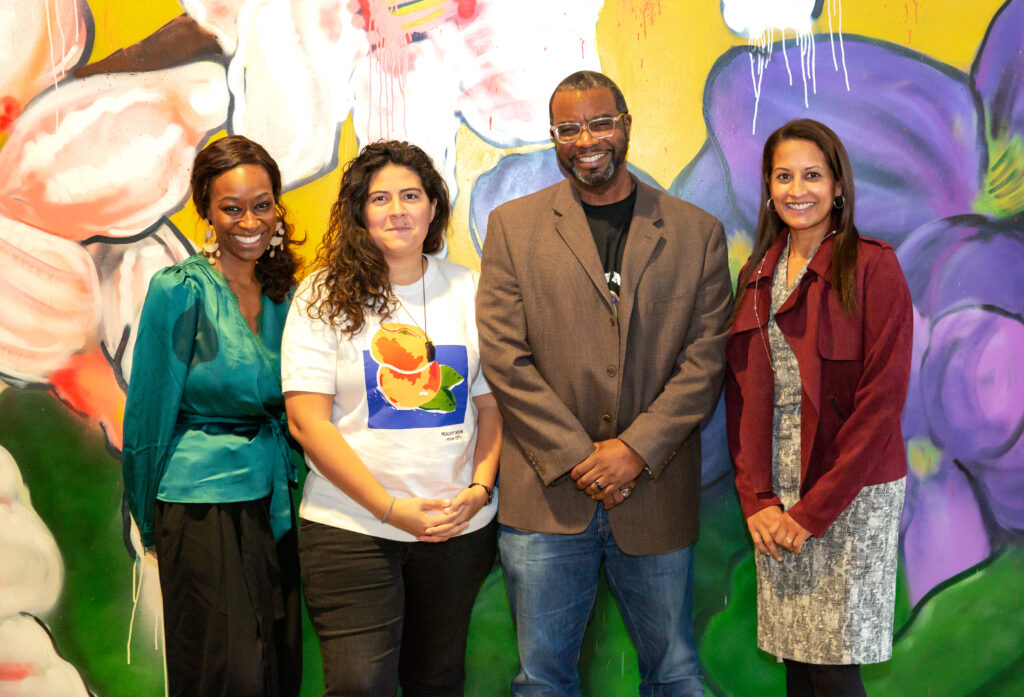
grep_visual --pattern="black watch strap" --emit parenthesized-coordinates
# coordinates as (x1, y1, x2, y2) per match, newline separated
(468, 482, 493, 504)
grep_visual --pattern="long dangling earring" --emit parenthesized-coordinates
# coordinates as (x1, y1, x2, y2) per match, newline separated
(268, 220, 285, 258)
(833, 194, 845, 210)
(202, 221, 220, 264)
(766, 198, 777, 212)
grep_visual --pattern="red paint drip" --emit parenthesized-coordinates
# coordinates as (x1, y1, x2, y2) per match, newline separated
(628, 0, 663, 39)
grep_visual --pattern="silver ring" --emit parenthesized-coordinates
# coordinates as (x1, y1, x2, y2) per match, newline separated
(593, 479, 604, 491)
(620, 487, 632, 498)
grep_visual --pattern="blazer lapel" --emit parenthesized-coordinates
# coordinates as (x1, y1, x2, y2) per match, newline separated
(616, 181, 663, 334)
(552, 181, 614, 311)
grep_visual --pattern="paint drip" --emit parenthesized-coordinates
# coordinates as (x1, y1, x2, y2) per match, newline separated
(722, 0, 849, 133)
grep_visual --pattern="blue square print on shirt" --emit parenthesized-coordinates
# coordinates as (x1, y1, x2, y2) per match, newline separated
(363, 344, 469, 429)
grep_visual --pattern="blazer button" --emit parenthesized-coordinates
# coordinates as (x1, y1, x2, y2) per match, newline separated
(601, 413, 612, 423)
(606, 365, 617, 377)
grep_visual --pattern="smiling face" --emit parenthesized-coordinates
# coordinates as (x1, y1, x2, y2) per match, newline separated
(768, 138, 842, 242)
(206, 164, 277, 269)
(363, 164, 437, 267)
(550, 87, 631, 202)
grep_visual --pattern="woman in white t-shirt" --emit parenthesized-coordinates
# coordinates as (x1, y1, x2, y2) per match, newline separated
(282, 141, 500, 697)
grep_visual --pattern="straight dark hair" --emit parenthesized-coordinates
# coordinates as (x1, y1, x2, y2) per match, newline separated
(732, 118, 858, 322)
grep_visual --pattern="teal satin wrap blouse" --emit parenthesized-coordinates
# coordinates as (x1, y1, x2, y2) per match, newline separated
(122, 255, 297, 549)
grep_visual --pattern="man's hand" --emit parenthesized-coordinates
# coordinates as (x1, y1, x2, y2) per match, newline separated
(571, 439, 646, 508)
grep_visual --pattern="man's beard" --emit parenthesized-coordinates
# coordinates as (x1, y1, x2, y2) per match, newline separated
(561, 145, 626, 187)
(573, 153, 617, 185)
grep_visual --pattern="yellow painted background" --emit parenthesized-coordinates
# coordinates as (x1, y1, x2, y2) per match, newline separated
(88, 0, 1004, 271)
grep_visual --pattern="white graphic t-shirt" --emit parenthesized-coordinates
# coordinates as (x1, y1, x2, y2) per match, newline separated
(282, 257, 495, 541)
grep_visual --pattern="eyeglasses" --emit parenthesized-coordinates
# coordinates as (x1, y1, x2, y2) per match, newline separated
(550, 113, 628, 144)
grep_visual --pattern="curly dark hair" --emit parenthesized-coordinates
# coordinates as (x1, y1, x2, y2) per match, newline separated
(732, 118, 858, 323)
(306, 140, 451, 336)
(190, 135, 300, 303)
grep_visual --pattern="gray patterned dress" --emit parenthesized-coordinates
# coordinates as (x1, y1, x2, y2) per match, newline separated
(755, 238, 905, 665)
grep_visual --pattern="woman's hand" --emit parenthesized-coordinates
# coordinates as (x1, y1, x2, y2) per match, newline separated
(747, 506, 785, 561)
(769, 512, 812, 555)
(417, 485, 490, 542)
(386, 496, 463, 539)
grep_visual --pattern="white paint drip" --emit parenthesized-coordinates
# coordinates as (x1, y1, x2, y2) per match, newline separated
(724, 0, 849, 134)
(127, 558, 141, 664)
(45, 0, 60, 128)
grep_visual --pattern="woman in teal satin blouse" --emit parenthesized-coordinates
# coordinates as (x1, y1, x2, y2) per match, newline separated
(122, 135, 302, 697)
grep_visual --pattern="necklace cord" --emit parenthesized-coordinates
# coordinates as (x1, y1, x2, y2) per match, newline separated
(421, 256, 435, 362)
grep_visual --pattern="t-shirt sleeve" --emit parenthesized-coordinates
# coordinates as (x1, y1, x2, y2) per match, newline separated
(281, 276, 340, 395)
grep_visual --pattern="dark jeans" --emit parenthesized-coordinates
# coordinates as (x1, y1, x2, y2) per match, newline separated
(299, 518, 497, 697)
(783, 660, 866, 697)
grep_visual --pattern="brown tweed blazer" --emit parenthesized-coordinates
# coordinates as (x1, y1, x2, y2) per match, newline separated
(476, 176, 732, 555)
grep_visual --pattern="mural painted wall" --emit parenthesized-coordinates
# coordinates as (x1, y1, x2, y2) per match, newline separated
(0, 0, 1021, 694)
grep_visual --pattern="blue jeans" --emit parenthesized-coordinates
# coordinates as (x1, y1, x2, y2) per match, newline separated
(499, 507, 703, 697)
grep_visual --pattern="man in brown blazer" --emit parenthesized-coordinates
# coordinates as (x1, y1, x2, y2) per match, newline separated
(476, 71, 732, 697)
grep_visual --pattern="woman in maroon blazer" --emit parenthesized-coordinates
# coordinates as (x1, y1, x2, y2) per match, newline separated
(726, 119, 913, 697)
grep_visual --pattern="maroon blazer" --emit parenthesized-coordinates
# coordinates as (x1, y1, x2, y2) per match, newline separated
(726, 231, 913, 537)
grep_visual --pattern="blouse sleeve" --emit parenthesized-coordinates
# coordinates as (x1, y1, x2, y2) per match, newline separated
(121, 267, 197, 549)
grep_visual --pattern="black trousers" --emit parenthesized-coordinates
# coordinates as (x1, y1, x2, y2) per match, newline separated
(783, 659, 867, 697)
(155, 498, 301, 697)
(299, 517, 497, 697)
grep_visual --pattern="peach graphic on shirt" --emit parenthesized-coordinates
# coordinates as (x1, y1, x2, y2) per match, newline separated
(370, 323, 464, 412)
(378, 360, 442, 408)
(370, 322, 431, 373)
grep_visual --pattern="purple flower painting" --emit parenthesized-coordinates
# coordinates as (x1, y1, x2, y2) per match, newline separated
(470, 0, 1024, 609)
(681, 0, 1024, 605)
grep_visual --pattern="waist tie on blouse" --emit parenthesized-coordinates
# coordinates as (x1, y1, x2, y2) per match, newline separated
(176, 413, 298, 541)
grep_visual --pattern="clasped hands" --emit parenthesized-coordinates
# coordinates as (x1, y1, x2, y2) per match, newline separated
(386, 484, 491, 543)
(570, 438, 645, 510)
(746, 505, 812, 560)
